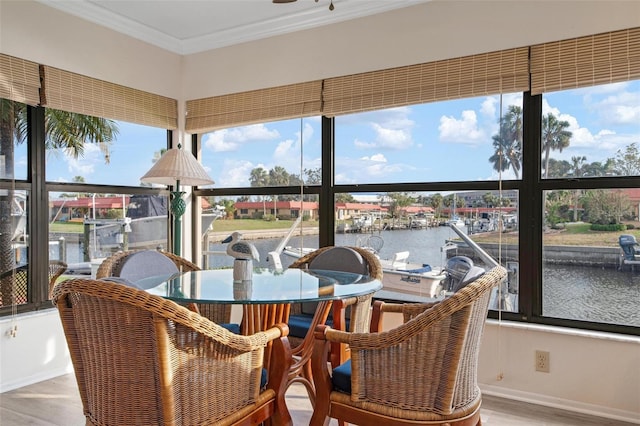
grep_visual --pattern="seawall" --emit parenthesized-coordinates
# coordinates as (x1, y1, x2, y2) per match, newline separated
(453, 242, 621, 269)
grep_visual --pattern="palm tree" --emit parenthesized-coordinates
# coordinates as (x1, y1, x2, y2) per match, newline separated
(489, 105, 522, 179)
(267, 166, 290, 219)
(268, 166, 290, 186)
(545, 158, 571, 177)
(430, 193, 443, 219)
(0, 100, 117, 306)
(569, 156, 586, 221)
(249, 167, 269, 216)
(542, 113, 572, 178)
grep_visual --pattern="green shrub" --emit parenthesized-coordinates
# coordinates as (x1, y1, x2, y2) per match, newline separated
(589, 223, 626, 232)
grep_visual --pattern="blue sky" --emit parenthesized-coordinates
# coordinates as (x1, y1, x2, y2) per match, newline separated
(41, 80, 639, 189)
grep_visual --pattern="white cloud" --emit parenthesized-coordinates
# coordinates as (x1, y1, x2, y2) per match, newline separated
(367, 153, 387, 162)
(480, 97, 497, 117)
(217, 159, 256, 187)
(299, 122, 314, 144)
(365, 162, 403, 176)
(346, 107, 415, 150)
(370, 123, 411, 149)
(64, 143, 104, 176)
(596, 91, 640, 124)
(354, 138, 374, 149)
(438, 110, 486, 144)
(203, 124, 280, 152)
(204, 131, 238, 152)
(274, 139, 295, 159)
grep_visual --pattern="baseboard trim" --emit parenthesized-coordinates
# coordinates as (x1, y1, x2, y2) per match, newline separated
(0, 366, 73, 394)
(481, 384, 640, 425)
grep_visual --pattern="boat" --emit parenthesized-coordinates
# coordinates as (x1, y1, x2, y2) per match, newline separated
(280, 230, 450, 298)
(446, 215, 466, 229)
(377, 252, 448, 298)
(86, 195, 225, 256)
(446, 194, 466, 229)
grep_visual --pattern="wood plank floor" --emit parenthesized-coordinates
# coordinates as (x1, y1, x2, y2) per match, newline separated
(0, 373, 635, 425)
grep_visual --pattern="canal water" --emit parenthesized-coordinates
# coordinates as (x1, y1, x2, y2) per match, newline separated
(207, 226, 640, 328)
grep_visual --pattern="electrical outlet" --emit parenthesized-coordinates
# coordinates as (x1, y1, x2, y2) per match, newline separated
(535, 350, 550, 372)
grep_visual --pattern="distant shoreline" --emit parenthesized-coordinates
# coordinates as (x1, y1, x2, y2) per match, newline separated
(205, 227, 319, 243)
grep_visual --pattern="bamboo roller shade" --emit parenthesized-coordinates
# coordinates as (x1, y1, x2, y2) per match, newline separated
(186, 80, 322, 133)
(322, 47, 530, 117)
(0, 54, 41, 106)
(40, 66, 178, 129)
(531, 27, 640, 95)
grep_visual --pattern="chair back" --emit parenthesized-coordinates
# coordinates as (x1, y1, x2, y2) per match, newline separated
(349, 265, 506, 415)
(96, 249, 199, 279)
(290, 246, 382, 281)
(115, 250, 179, 281)
(52, 278, 286, 425)
(48, 260, 67, 298)
(97, 250, 233, 328)
(309, 246, 369, 276)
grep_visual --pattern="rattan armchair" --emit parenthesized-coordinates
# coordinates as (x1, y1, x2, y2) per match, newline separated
(96, 249, 232, 326)
(285, 246, 382, 404)
(310, 265, 507, 426)
(48, 260, 67, 298)
(52, 278, 293, 426)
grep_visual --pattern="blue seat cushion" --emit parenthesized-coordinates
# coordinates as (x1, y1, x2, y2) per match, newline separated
(261, 368, 268, 389)
(220, 323, 241, 334)
(332, 359, 352, 393)
(288, 314, 329, 338)
(288, 313, 353, 338)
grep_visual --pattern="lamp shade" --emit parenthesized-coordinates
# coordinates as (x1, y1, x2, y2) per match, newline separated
(140, 147, 214, 186)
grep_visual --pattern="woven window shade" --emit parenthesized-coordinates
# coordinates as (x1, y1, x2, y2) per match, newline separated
(0, 54, 41, 106)
(186, 80, 322, 133)
(323, 47, 530, 117)
(531, 27, 640, 95)
(41, 66, 178, 129)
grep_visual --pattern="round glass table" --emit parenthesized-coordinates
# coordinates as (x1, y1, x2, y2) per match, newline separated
(138, 267, 382, 305)
(138, 267, 382, 402)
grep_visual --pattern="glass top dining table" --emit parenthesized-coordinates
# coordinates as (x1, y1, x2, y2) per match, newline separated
(137, 267, 382, 305)
(137, 266, 382, 402)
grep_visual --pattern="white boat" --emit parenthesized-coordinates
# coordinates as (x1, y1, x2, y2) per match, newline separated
(447, 216, 466, 228)
(281, 235, 449, 298)
(377, 251, 448, 298)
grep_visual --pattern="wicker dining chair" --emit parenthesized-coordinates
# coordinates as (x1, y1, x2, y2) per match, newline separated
(287, 245, 383, 336)
(310, 265, 507, 426)
(0, 264, 28, 307)
(48, 260, 67, 298)
(96, 249, 233, 326)
(285, 246, 382, 404)
(52, 278, 293, 426)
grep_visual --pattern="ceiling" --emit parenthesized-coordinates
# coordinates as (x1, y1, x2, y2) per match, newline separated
(37, 0, 430, 55)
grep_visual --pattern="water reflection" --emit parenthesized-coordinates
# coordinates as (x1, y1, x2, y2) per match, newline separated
(543, 264, 640, 327)
(211, 227, 640, 328)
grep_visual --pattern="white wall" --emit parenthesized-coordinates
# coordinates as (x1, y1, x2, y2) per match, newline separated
(480, 321, 640, 423)
(0, 310, 72, 393)
(0, 1, 182, 99)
